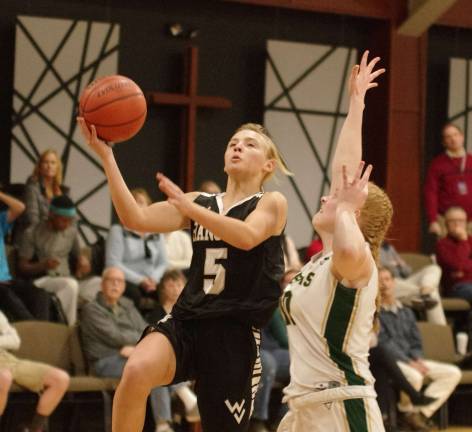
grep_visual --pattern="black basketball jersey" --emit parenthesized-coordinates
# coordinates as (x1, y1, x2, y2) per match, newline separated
(171, 192, 285, 327)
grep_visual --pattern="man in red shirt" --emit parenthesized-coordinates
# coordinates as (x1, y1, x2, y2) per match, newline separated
(424, 123, 472, 236)
(436, 206, 472, 301)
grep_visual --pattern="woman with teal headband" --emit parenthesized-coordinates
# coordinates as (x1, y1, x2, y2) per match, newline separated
(17, 195, 91, 325)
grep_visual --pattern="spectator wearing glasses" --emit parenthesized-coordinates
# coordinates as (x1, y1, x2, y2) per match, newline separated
(80, 267, 176, 432)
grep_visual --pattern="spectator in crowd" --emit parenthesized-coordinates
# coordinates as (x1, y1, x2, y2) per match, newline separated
(106, 188, 168, 310)
(436, 206, 472, 301)
(250, 269, 294, 432)
(0, 310, 69, 432)
(198, 180, 222, 194)
(147, 269, 184, 323)
(14, 149, 66, 246)
(369, 342, 437, 432)
(17, 195, 90, 325)
(424, 123, 472, 236)
(81, 267, 197, 432)
(0, 190, 51, 321)
(380, 240, 446, 324)
(378, 267, 461, 432)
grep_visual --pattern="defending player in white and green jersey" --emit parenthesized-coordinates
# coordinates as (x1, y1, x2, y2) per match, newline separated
(278, 51, 393, 432)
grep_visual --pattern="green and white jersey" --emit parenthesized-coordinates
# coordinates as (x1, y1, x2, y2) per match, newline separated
(281, 251, 377, 400)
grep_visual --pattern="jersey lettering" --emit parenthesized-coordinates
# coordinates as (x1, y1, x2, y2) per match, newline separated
(203, 247, 227, 295)
(192, 222, 221, 242)
(303, 272, 315, 286)
(292, 271, 315, 287)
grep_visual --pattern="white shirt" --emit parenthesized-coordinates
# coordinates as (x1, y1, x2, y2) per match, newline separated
(164, 230, 193, 270)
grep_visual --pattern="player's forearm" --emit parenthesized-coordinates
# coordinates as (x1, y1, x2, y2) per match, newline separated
(332, 205, 366, 263)
(100, 153, 147, 230)
(330, 98, 364, 193)
(186, 203, 261, 251)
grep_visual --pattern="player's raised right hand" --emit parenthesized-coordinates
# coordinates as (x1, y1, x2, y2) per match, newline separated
(77, 117, 113, 160)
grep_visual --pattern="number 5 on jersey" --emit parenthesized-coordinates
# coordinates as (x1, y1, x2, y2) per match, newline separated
(203, 248, 228, 295)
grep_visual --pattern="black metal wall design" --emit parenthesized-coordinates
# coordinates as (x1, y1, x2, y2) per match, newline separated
(10, 15, 120, 245)
(264, 41, 356, 247)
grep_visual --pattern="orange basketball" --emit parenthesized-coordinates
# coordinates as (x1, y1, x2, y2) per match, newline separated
(79, 75, 147, 143)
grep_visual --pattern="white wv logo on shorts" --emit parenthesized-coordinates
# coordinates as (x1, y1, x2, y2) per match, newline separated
(225, 399, 245, 424)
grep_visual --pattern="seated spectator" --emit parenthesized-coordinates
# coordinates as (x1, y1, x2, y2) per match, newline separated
(0, 310, 69, 432)
(436, 206, 472, 302)
(380, 240, 446, 324)
(147, 269, 184, 323)
(198, 180, 222, 194)
(378, 267, 461, 432)
(370, 343, 437, 431)
(17, 195, 90, 325)
(0, 190, 50, 322)
(250, 269, 293, 432)
(80, 267, 198, 432)
(14, 149, 67, 247)
(106, 188, 168, 310)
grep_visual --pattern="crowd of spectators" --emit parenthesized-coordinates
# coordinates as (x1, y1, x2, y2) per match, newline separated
(2, 125, 472, 432)
(0, 168, 206, 431)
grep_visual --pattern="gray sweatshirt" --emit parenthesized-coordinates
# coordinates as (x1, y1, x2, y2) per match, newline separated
(80, 292, 147, 364)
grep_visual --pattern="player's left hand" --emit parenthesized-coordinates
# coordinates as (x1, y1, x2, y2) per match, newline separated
(349, 50, 385, 100)
(157, 172, 191, 215)
(337, 161, 372, 212)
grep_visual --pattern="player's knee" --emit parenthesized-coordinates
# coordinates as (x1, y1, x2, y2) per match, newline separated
(121, 358, 152, 393)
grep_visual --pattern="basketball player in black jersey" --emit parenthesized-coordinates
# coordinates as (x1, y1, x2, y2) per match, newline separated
(77, 118, 291, 432)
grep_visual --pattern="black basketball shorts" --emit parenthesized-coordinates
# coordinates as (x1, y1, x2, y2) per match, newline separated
(145, 315, 261, 432)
